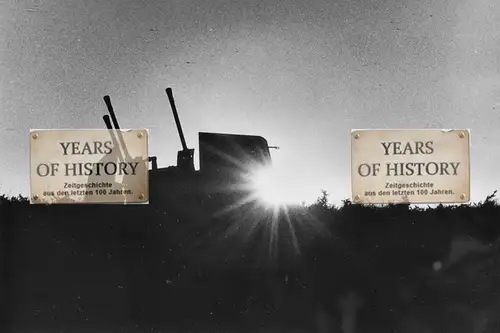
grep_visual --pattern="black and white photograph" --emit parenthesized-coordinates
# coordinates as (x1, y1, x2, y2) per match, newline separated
(1, 0, 500, 332)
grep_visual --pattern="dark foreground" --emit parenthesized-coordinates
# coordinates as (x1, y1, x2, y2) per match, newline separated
(2, 195, 500, 333)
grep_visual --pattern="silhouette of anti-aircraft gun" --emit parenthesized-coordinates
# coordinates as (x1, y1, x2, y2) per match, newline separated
(100, 88, 277, 219)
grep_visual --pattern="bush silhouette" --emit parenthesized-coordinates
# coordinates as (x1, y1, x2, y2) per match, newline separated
(1, 189, 499, 332)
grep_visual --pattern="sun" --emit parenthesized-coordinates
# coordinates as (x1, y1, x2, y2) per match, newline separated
(248, 164, 305, 208)
(204, 146, 326, 262)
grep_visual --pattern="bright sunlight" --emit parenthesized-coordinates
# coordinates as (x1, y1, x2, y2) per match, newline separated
(249, 164, 304, 207)
(208, 145, 326, 261)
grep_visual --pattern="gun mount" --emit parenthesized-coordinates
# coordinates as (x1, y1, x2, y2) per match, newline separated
(100, 88, 274, 209)
(100, 88, 280, 269)
(101, 87, 273, 176)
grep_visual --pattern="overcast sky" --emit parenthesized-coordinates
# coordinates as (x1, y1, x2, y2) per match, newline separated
(1, 0, 499, 204)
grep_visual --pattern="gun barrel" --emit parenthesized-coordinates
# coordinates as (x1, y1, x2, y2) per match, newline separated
(166, 88, 188, 151)
(103, 95, 121, 130)
(102, 115, 126, 163)
(103, 115, 113, 130)
(102, 95, 130, 160)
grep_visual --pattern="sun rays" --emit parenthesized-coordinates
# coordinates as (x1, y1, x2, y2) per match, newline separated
(197, 142, 327, 263)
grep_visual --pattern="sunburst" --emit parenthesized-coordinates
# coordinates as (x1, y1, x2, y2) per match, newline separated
(197, 143, 326, 264)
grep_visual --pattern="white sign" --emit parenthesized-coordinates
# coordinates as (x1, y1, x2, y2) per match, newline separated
(30, 129, 149, 204)
(351, 129, 470, 204)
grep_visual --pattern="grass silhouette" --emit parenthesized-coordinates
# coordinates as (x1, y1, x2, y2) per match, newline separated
(1, 189, 499, 332)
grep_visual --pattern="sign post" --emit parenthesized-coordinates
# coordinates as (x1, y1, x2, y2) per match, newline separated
(29, 129, 149, 204)
(351, 129, 470, 205)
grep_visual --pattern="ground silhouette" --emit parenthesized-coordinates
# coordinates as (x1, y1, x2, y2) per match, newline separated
(1, 189, 499, 332)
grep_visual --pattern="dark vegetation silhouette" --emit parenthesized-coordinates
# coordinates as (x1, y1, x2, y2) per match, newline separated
(1, 189, 500, 332)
